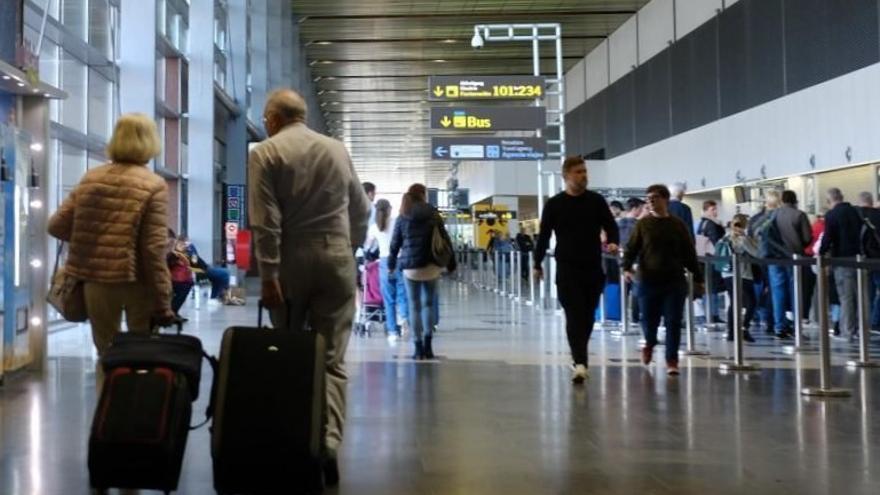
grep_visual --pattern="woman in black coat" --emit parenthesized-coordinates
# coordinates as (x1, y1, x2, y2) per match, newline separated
(388, 184, 456, 359)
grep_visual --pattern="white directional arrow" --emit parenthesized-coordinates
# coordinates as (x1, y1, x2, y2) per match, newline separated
(434, 146, 449, 158)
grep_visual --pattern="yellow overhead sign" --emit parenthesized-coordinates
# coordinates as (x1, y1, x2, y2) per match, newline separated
(430, 107, 546, 131)
(428, 76, 545, 101)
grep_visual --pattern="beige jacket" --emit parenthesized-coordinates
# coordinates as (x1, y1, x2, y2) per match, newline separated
(248, 122, 371, 280)
(48, 163, 172, 311)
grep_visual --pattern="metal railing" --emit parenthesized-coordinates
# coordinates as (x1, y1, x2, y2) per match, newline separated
(454, 247, 878, 396)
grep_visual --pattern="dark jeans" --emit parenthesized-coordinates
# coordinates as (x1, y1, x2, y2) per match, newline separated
(768, 265, 793, 331)
(724, 278, 755, 334)
(404, 277, 438, 342)
(870, 272, 880, 329)
(639, 279, 687, 364)
(753, 271, 774, 329)
(628, 281, 641, 323)
(171, 282, 193, 313)
(205, 266, 230, 299)
(802, 267, 816, 322)
(556, 266, 603, 366)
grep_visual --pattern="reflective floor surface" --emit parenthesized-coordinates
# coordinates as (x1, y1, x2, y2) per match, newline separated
(2, 280, 879, 494)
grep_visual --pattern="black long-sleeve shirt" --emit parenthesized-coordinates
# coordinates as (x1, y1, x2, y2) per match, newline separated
(534, 190, 619, 273)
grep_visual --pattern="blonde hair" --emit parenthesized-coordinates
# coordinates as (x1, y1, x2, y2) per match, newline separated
(765, 190, 781, 209)
(106, 113, 161, 164)
(732, 214, 749, 229)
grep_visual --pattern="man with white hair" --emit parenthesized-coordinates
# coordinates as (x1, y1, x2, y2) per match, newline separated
(249, 88, 371, 485)
(668, 182, 694, 241)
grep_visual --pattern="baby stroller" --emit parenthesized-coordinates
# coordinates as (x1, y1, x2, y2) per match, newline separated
(355, 259, 386, 337)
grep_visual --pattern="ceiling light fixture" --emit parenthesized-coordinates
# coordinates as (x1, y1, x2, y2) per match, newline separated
(16, 82, 25, 87)
(433, 59, 446, 63)
(315, 41, 333, 45)
(441, 39, 458, 44)
(1, 75, 10, 80)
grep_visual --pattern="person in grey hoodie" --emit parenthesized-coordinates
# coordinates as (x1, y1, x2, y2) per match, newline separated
(768, 190, 812, 337)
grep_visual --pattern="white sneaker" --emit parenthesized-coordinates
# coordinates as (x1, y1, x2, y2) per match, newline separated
(571, 364, 589, 384)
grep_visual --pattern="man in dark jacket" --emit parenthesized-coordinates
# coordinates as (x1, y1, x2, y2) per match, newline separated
(819, 188, 862, 339)
(856, 191, 880, 330)
(768, 190, 812, 338)
(668, 182, 694, 242)
(534, 156, 619, 384)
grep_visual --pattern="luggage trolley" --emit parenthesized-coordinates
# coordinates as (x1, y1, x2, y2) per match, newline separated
(355, 259, 386, 337)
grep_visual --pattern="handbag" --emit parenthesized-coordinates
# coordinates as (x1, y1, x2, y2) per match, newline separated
(430, 213, 454, 269)
(47, 242, 88, 322)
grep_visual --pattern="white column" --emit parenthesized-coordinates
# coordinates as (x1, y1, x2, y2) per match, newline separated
(187, 0, 216, 259)
(119, 0, 157, 122)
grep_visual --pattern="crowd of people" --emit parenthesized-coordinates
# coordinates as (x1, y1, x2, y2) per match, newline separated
(42, 86, 879, 487)
(530, 161, 880, 382)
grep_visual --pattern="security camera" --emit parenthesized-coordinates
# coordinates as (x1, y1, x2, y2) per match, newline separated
(471, 33, 484, 49)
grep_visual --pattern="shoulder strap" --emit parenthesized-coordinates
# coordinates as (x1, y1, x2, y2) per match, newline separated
(52, 241, 65, 278)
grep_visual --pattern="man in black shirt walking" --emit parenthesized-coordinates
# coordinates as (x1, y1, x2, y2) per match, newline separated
(534, 156, 619, 384)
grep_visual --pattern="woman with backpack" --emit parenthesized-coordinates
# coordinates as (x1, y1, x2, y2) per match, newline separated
(388, 184, 456, 359)
(716, 214, 758, 342)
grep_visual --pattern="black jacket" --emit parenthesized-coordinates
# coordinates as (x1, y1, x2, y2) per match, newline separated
(820, 202, 862, 258)
(388, 203, 456, 272)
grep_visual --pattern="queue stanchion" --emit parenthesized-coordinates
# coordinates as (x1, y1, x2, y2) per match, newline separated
(612, 251, 638, 336)
(720, 252, 759, 372)
(787, 254, 808, 354)
(683, 270, 710, 356)
(848, 255, 879, 369)
(701, 258, 723, 332)
(500, 251, 508, 296)
(493, 250, 500, 293)
(477, 251, 484, 289)
(527, 255, 536, 306)
(802, 256, 852, 396)
(516, 252, 523, 302)
(511, 251, 520, 301)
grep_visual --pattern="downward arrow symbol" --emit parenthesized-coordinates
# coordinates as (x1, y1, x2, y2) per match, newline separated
(433, 86, 444, 97)
(440, 116, 452, 128)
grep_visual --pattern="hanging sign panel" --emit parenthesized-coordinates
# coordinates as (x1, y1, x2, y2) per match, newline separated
(428, 76, 545, 101)
(430, 106, 546, 131)
(431, 137, 546, 161)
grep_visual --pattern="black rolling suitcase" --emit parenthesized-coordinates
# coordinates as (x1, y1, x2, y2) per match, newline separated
(211, 303, 326, 495)
(88, 324, 212, 494)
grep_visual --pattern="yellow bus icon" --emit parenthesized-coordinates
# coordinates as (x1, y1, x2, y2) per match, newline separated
(446, 85, 459, 98)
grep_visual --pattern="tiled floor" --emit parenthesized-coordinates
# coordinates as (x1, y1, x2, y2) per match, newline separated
(2, 279, 879, 494)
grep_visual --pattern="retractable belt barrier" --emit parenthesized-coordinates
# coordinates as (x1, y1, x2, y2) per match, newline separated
(453, 248, 876, 393)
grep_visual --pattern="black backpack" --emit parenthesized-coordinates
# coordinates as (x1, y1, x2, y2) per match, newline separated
(857, 209, 880, 258)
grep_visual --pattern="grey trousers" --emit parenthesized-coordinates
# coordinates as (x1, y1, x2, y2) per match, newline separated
(271, 236, 356, 455)
(834, 267, 858, 335)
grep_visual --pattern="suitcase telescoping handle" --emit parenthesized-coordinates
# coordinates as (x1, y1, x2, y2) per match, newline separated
(257, 299, 298, 330)
(150, 317, 185, 335)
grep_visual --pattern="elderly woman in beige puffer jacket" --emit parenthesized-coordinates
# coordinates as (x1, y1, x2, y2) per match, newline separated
(48, 113, 175, 357)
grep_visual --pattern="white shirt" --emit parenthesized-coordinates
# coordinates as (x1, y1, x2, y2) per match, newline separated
(368, 221, 393, 258)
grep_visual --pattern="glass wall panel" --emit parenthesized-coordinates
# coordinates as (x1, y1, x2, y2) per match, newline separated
(60, 50, 88, 133)
(89, 0, 112, 59)
(59, 143, 87, 198)
(88, 69, 112, 139)
(62, 0, 88, 41)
